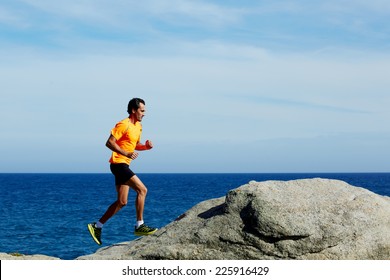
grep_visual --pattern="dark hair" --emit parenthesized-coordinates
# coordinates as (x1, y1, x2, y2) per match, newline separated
(127, 98, 145, 114)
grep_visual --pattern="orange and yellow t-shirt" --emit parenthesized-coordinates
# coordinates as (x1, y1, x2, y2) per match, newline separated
(109, 118, 142, 165)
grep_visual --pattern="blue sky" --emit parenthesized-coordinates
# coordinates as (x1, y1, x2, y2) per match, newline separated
(1, 0, 389, 173)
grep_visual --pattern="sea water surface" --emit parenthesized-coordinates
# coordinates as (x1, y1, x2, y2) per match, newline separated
(1, 173, 389, 259)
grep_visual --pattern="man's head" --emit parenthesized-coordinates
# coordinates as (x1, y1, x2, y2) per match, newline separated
(127, 98, 146, 121)
(127, 98, 145, 114)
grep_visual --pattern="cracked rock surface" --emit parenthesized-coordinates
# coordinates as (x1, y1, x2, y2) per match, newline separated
(78, 178, 390, 260)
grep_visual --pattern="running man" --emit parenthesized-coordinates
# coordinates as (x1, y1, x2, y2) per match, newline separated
(88, 98, 157, 245)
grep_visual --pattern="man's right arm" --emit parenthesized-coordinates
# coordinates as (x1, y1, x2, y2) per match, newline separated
(106, 135, 138, 160)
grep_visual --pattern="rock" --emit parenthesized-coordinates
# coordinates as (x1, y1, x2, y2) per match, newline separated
(77, 178, 390, 260)
(0, 252, 60, 260)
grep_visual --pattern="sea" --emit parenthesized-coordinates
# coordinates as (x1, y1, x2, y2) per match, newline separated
(1, 173, 389, 260)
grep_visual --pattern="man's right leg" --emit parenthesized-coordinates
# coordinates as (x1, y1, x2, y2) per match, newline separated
(88, 185, 130, 245)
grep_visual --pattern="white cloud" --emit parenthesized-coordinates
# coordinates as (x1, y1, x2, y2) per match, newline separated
(1, 0, 389, 56)
(0, 5, 29, 28)
(13, 0, 244, 29)
(146, 0, 245, 27)
(326, 0, 390, 14)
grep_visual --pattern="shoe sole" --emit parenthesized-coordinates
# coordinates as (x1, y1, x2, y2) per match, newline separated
(88, 224, 102, 245)
(134, 228, 158, 236)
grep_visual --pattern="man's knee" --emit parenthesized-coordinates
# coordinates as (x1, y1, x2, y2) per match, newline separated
(118, 199, 128, 208)
(128, 176, 148, 196)
(138, 185, 147, 196)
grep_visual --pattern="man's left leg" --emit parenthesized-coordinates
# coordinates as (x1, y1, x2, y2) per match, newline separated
(127, 175, 157, 236)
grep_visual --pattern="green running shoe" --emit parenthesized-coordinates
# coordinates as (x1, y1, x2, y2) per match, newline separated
(88, 223, 102, 245)
(134, 224, 158, 236)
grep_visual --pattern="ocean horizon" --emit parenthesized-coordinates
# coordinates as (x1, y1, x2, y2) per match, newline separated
(1, 172, 389, 259)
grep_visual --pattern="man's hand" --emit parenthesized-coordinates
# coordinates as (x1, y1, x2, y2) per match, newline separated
(145, 140, 153, 150)
(128, 152, 139, 160)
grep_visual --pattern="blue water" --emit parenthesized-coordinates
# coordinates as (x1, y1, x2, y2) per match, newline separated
(1, 173, 389, 260)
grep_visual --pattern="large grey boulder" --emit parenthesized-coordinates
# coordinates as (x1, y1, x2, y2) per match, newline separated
(78, 178, 390, 260)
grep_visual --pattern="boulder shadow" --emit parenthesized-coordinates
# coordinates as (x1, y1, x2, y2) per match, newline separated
(198, 203, 226, 219)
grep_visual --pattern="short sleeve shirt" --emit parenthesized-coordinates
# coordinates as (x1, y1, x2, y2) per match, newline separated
(109, 118, 142, 165)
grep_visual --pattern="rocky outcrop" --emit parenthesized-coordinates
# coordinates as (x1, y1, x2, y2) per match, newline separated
(0, 252, 60, 260)
(78, 178, 390, 260)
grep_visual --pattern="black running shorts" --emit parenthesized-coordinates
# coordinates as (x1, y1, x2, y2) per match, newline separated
(110, 163, 135, 185)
